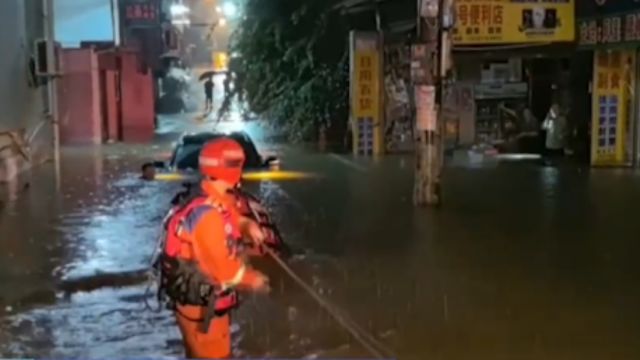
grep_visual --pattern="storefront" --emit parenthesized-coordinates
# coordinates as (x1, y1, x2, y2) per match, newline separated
(577, 1, 640, 167)
(452, 0, 575, 151)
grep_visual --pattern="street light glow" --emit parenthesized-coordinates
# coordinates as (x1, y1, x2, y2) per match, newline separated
(216, 6, 222, 13)
(170, 4, 190, 16)
(171, 18, 191, 25)
(219, 18, 227, 27)
(222, 2, 237, 18)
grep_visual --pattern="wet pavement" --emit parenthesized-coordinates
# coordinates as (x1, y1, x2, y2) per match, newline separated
(3, 102, 640, 357)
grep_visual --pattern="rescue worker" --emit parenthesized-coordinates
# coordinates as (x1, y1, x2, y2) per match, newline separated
(231, 186, 290, 258)
(169, 181, 290, 258)
(159, 138, 270, 358)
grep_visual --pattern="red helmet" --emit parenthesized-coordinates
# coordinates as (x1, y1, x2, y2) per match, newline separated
(199, 138, 245, 184)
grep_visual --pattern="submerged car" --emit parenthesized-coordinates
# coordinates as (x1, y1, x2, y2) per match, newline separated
(161, 131, 279, 172)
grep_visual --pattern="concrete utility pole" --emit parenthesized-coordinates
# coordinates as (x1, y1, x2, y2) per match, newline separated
(413, 0, 454, 207)
(110, 0, 121, 46)
(43, 0, 60, 185)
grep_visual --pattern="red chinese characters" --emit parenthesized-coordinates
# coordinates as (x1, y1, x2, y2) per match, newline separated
(125, 2, 157, 22)
(610, 72, 621, 89)
(458, 5, 469, 27)
(470, 4, 480, 26)
(357, 54, 375, 112)
(597, 72, 609, 90)
(480, 4, 491, 26)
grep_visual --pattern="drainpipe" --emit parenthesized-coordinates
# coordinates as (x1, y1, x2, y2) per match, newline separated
(43, 0, 60, 186)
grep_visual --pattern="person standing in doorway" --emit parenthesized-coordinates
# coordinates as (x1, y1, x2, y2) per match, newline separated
(541, 103, 567, 165)
(204, 77, 214, 113)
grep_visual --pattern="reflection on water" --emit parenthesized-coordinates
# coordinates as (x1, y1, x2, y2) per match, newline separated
(2, 143, 640, 359)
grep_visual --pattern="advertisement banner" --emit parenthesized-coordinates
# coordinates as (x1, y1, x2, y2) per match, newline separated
(591, 49, 635, 166)
(350, 32, 384, 156)
(353, 50, 380, 119)
(452, 0, 575, 45)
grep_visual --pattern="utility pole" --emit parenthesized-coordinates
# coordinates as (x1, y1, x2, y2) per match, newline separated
(110, 0, 121, 46)
(413, 0, 454, 207)
(43, 0, 60, 186)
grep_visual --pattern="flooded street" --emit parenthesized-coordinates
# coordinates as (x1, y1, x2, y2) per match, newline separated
(1, 116, 640, 359)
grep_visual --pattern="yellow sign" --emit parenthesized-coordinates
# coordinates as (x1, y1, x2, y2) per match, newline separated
(452, 0, 575, 45)
(353, 51, 380, 118)
(350, 32, 384, 156)
(591, 49, 634, 166)
(212, 51, 228, 72)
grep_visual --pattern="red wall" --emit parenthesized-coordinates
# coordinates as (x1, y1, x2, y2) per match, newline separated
(58, 48, 154, 144)
(57, 49, 102, 145)
(120, 52, 155, 142)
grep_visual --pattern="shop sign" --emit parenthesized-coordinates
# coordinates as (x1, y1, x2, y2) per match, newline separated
(578, 12, 640, 46)
(120, 0, 160, 28)
(452, 0, 575, 45)
(353, 45, 380, 119)
(350, 32, 383, 156)
(591, 49, 635, 166)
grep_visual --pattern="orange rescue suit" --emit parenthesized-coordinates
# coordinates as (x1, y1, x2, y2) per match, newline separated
(174, 182, 261, 358)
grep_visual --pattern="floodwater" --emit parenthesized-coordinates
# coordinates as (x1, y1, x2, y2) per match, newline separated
(2, 115, 640, 358)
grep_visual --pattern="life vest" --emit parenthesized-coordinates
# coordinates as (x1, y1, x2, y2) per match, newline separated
(232, 188, 290, 258)
(158, 192, 242, 316)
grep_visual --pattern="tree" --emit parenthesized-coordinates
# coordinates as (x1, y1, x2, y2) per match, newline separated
(221, 0, 351, 142)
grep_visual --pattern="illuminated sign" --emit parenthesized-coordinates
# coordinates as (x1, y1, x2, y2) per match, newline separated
(120, 0, 160, 27)
(591, 50, 635, 166)
(350, 32, 383, 156)
(452, 0, 575, 44)
(578, 12, 640, 46)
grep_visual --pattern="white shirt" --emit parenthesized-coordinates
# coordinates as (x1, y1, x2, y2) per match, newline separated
(542, 108, 566, 150)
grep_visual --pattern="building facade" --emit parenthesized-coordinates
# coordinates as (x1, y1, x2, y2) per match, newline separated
(451, 0, 577, 154)
(577, 0, 640, 167)
(0, 0, 51, 182)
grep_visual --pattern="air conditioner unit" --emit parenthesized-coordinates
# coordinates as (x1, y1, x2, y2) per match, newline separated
(34, 38, 62, 76)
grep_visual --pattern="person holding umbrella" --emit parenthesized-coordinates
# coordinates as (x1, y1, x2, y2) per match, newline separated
(203, 76, 214, 113)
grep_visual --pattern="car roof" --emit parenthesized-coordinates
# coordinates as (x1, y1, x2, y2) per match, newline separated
(180, 131, 250, 145)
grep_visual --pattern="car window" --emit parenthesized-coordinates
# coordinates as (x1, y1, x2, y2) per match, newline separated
(229, 133, 262, 168)
(173, 144, 203, 171)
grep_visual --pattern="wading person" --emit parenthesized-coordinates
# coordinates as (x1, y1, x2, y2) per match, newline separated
(158, 138, 270, 358)
(140, 162, 156, 181)
(204, 77, 214, 113)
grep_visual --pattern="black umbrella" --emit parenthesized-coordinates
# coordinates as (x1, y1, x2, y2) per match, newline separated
(198, 70, 225, 81)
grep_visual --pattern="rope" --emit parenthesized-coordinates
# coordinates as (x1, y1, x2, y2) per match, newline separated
(263, 246, 394, 359)
(143, 232, 166, 312)
(243, 201, 393, 357)
(150, 195, 394, 357)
